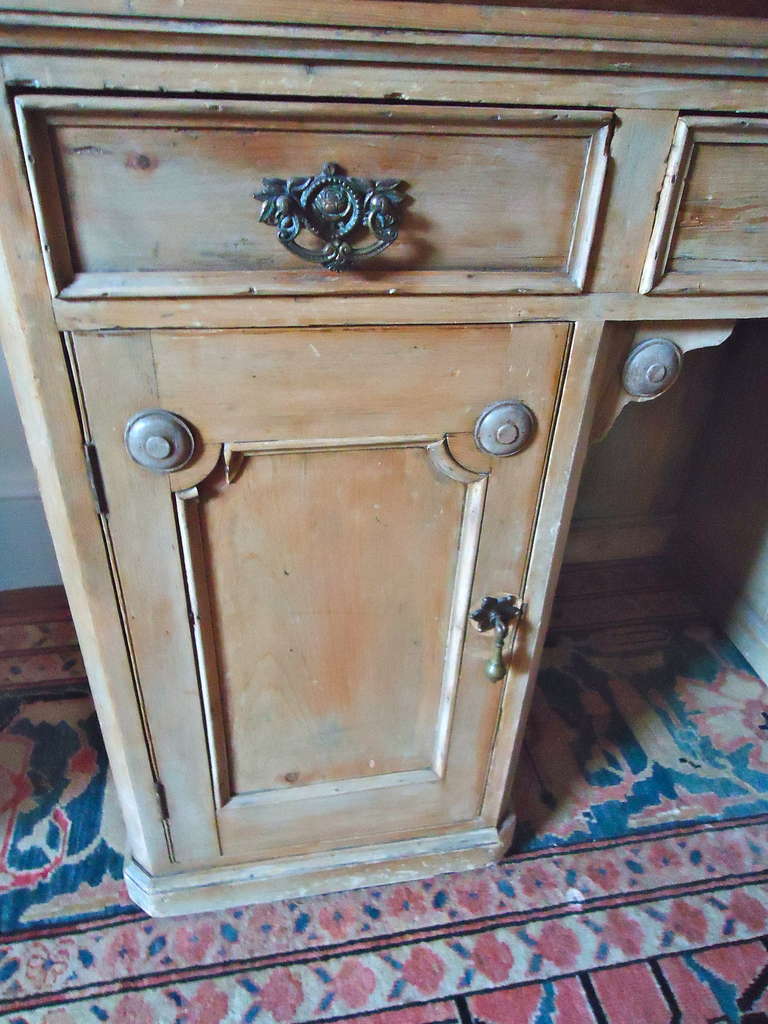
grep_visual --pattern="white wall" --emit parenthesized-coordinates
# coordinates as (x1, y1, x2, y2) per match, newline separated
(0, 347, 62, 590)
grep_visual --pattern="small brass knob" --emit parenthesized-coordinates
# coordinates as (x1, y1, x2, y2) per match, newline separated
(622, 338, 682, 398)
(474, 401, 535, 457)
(124, 409, 195, 473)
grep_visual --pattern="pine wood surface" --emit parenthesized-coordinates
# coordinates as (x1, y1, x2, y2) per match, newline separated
(1, 3, 767, 914)
(17, 97, 610, 297)
(70, 322, 568, 867)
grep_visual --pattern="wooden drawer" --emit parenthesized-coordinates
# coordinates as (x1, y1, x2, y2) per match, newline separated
(17, 96, 612, 299)
(641, 116, 768, 295)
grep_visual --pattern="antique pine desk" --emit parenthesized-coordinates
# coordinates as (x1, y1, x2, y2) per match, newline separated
(0, 1, 766, 915)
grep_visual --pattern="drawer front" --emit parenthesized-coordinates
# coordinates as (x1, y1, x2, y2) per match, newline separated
(70, 322, 569, 865)
(641, 116, 768, 295)
(18, 96, 611, 299)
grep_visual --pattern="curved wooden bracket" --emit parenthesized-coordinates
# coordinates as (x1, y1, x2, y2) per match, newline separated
(169, 443, 222, 493)
(427, 435, 489, 483)
(591, 320, 735, 442)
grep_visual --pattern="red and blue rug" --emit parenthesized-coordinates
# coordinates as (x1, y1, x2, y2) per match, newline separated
(0, 562, 766, 1022)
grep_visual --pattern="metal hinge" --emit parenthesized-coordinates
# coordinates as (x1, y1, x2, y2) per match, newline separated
(154, 779, 170, 822)
(83, 443, 109, 516)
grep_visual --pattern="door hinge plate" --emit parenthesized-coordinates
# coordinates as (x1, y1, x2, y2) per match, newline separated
(154, 779, 170, 822)
(84, 443, 108, 516)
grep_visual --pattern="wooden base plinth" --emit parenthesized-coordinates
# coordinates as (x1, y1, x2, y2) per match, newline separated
(124, 817, 516, 917)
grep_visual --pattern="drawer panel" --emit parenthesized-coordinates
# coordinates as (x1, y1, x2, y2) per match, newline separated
(18, 96, 611, 298)
(641, 116, 768, 295)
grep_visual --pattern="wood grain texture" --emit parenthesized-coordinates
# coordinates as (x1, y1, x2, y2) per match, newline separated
(590, 108, 678, 293)
(149, 323, 566, 443)
(50, 292, 768, 332)
(590, 320, 734, 441)
(71, 330, 221, 866)
(205, 322, 566, 860)
(3, 13, 768, 81)
(0, 76, 170, 874)
(124, 816, 515, 916)
(482, 320, 603, 824)
(568, 339, 728, 563)
(68, 321, 568, 866)
(200, 446, 464, 797)
(3, 1, 768, 915)
(642, 117, 768, 295)
(1, 0, 767, 45)
(8, 53, 768, 116)
(17, 97, 610, 296)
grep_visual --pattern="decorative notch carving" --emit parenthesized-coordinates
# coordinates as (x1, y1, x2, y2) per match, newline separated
(255, 163, 408, 271)
(427, 437, 489, 484)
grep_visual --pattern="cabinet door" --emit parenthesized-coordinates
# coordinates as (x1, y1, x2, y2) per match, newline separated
(71, 322, 569, 866)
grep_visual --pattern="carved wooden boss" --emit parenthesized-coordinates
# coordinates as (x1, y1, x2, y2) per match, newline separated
(0, 2, 764, 915)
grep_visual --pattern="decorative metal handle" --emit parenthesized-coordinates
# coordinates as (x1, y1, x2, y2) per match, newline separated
(255, 163, 407, 272)
(470, 595, 523, 681)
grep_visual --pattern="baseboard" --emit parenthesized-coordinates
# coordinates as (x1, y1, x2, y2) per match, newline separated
(563, 514, 677, 565)
(125, 817, 515, 917)
(0, 584, 68, 617)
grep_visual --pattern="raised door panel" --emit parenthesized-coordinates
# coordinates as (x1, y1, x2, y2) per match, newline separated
(195, 446, 465, 797)
(72, 323, 570, 866)
(19, 95, 611, 297)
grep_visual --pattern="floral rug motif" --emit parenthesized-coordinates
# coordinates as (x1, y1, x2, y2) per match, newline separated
(0, 561, 766, 1022)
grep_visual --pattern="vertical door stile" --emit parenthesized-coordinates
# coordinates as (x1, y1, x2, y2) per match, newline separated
(175, 483, 232, 813)
(427, 437, 489, 779)
(71, 330, 221, 864)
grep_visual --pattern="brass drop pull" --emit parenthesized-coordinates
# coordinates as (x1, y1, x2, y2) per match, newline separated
(255, 163, 408, 272)
(470, 595, 523, 681)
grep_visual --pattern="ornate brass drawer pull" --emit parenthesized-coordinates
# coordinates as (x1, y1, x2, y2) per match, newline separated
(470, 595, 524, 682)
(255, 163, 407, 272)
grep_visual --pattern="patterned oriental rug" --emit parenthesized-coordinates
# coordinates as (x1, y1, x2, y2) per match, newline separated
(0, 561, 766, 1023)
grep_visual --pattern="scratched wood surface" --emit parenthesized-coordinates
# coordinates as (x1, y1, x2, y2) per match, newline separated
(3, 2, 768, 915)
(18, 98, 610, 296)
(203, 446, 462, 797)
(67, 322, 568, 863)
(1, 0, 766, 42)
(644, 117, 768, 295)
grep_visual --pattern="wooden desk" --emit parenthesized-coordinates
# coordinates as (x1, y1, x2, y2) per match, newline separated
(0, 1, 765, 915)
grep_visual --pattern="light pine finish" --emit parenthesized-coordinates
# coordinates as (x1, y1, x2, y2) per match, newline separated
(2, 1, 768, 47)
(148, 324, 564, 441)
(2, 4, 768, 916)
(50, 293, 768, 333)
(71, 331, 221, 864)
(0, 72, 170, 873)
(566, 339, 728, 564)
(642, 117, 768, 295)
(125, 814, 518, 916)
(70, 322, 568, 868)
(482, 320, 608, 820)
(590, 321, 735, 442)
(8, 53, 768, 114)
(187, 445, 473, 801)
(17, 96, 611, 297)
(589, 108, 679, 294)
(2, 13, 768, 83)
